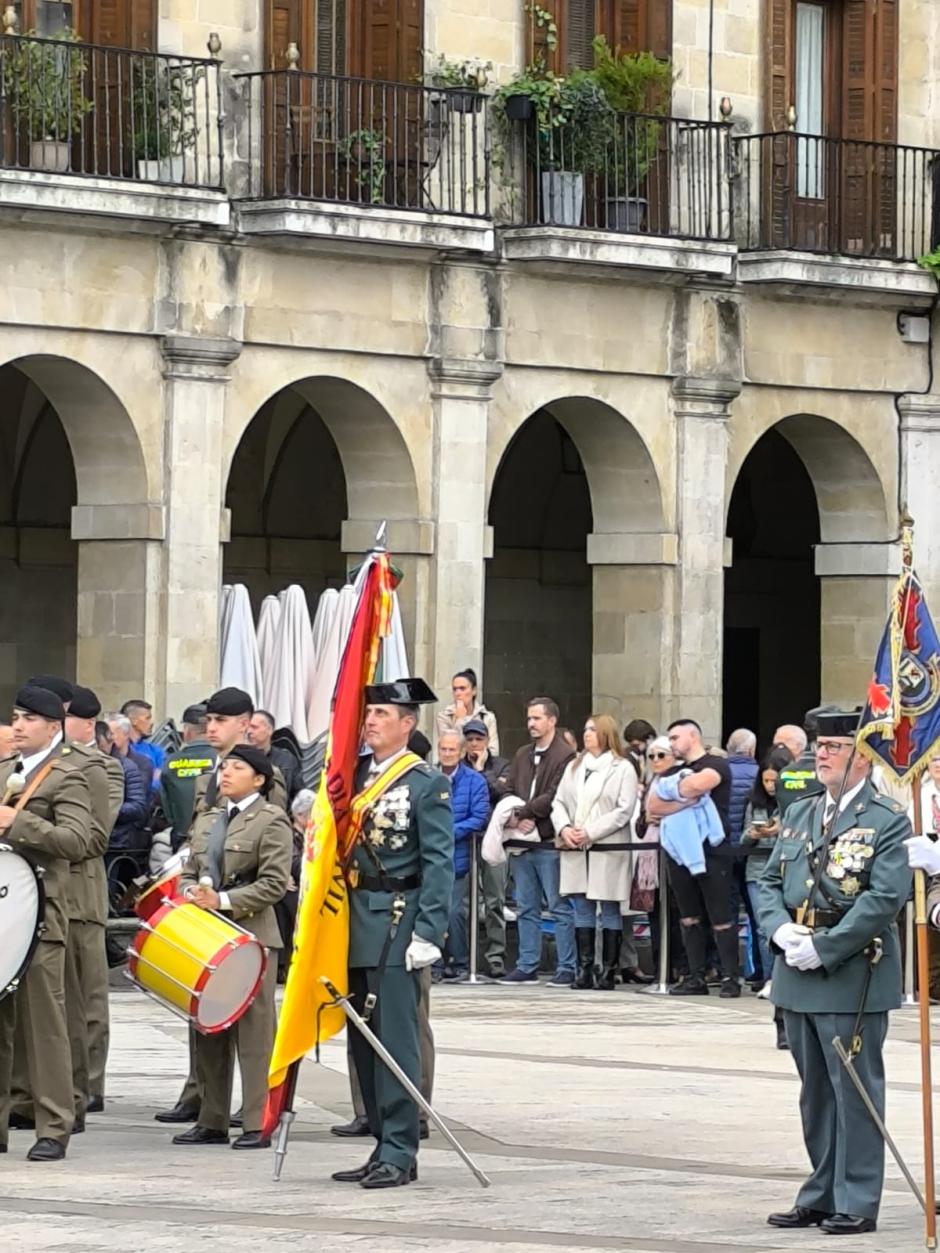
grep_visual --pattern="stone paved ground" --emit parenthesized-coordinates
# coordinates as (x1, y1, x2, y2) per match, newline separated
(1, 980, 938, 1252)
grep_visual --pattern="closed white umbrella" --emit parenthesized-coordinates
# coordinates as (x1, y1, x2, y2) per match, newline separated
(219, 584, 263, 706)
(310, 587, 339, 670)
(268, 584, 315, 742)
(380, 590, 410, 682)
(219, 584, 234, 670)
(306, 582, 358, 741)
(256, 594, 282, 711)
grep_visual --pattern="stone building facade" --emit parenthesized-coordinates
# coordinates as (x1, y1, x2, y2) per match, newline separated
(1, 0, 939, 751)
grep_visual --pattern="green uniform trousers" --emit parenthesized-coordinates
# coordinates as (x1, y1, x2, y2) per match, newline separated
(192, 959, 277, 1134)
(350, 964, 433, 1122)
(349, 965, 421, 1172)
(0, 940, 74, 1146)
(65, 919, 109, 1114)
(85, 923, 110, 1100)
(784, 1010, 888, 1221)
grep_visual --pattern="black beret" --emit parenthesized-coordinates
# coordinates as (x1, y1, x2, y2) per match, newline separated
(205, 687, 254, 716)
(28, 674, 75, 703)
(68, 685, 101, 720)
(15, 684, 65, 721)
(226, 744, 273, 783)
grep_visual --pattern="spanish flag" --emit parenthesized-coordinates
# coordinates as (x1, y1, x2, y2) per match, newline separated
(263, 550, 395, 1133)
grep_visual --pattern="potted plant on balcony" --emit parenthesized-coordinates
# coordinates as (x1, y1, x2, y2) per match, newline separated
(425, 54, 492, 114)
(131, 57, 202, 183)
(539, 73, 612, 226)
(2, 28, 94, 172)
(339, 127, 387, 205)
(589, 38, 673, 233)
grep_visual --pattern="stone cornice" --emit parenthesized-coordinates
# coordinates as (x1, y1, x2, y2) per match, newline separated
(428, 356, 503, 399)
(897, 393, 940, 432)
(161, 335, 243, 381)
(671, 375, 741, 417)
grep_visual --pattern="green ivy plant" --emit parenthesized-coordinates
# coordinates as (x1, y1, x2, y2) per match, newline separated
(340, 128, 387, 205)
(526, 2, 558, 58)
(131, 58, 203, 162)
(917, 248, 940, 280)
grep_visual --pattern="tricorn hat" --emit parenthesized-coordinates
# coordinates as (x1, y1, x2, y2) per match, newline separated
(815, 708, 863, 739)
(364, 677, 437, 706)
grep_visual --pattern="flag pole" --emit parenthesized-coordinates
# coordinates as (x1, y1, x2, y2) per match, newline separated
(913, 776, 938, 1248)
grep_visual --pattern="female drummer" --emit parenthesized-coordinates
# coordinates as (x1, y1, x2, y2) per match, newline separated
(172, 744, 292, 1150)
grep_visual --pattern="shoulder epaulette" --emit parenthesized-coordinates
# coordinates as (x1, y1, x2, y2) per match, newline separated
(871, 791, 906, 814)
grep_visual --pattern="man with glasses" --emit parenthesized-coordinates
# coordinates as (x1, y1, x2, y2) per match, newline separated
(758, 709, 912, 1238)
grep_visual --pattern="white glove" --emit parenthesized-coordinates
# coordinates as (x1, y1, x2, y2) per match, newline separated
(905, 835, 940, 876)
(785, 935, 822, 971)
(404, 934, 441, 972)
(772, 922, 803, 950)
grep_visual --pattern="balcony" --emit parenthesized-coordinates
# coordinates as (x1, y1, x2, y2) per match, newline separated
(233, 68, 494, 253)
(0, 32, 228, 227)
(498, 110, 736, 280)
(734, 131, 940, 302)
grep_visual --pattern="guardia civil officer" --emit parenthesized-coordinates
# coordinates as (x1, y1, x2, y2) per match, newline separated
(0, 685, 92, 1161)
(332, 678, 454, 1189)
(173, 745, 292, 1149)
(157, 704, 216, 849)
(758, 709, 912, 1236)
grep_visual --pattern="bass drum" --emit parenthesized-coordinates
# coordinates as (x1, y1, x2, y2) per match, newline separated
(0, 843, 44, 1002)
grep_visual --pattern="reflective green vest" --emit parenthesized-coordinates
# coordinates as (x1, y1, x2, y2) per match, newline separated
(776, 749, 824, 815)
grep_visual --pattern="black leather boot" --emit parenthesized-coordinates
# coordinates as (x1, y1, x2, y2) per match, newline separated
(573, 928, 596, 989)
(596, 929, 621, 990)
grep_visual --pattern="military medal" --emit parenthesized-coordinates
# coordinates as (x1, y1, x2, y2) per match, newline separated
(842, 875, 862, 897)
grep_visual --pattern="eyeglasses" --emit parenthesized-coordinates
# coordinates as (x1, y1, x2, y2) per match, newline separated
(648, 751, 670, 761)
(816, 740, 853, 757)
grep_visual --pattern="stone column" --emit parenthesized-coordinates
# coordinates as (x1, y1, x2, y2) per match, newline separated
(160, 335, 241, 718)
(899, 394, 940, 609)
(423, 358, 501, 698)
(815, 543, 896, 705)
(72, 506, 165, 713)
(668, 376, 740, 740)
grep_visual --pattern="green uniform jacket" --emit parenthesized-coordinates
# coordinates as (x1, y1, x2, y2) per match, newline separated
(160, 740, 216, 835)
(192, 757, 287, 822)
(757, 779, 912, 1013)
(0, 746, 92, 945)
(179, 797, 293, 949)
(777, 749, 824, 816)
(348, 760, 455, 969)
(65, 742, 112, 925)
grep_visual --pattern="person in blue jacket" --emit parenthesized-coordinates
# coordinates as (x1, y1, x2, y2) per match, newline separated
(436, 727, 490, 979)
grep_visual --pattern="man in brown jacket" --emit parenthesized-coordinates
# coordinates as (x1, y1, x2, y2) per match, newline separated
(499, 696, 576, 985)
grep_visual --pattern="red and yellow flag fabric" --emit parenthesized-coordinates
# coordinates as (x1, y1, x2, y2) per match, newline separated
(263, 551, 394, 1132)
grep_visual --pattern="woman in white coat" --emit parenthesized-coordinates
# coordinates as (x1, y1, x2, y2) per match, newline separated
(552, 715, 639, 990)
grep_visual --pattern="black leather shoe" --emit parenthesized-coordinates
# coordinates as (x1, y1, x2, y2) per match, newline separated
(669, 978, 709, 996)
(821, 1214, 876, 1235)
(776, 1021, 790, 1051)
(26, 1138, 66, 1162)
(332, 1160, 377, 1183)
(8, 1112, 35, 1131)
(0, 1142, 6, 1153)
(719, 978, 742, 998)
(230, 1107, 243, 1128)
(767, 1206, 830, 1228)
(360, 1161, 417, 1188)
(621, 968, 654, 984)
(330, 1115, 371, 1137)
(232, 1131, 270, 1150)
(172, 1124, 229, 1146)
(155, 1102, 200, 1125)
(419, 1123, 429, 1140)
(86, 1095, 104, 1114)
(72, 1116, 85, 1134)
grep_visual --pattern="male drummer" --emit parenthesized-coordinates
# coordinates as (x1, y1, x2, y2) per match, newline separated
(172, 745, 292, 1149)
(0, 684, 92, 1161)
(332, 678, 453, 1189)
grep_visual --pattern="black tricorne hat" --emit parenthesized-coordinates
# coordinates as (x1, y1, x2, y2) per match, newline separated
(816, 708, 863, 739)
(15, 684, 65, 722)
(68, 685, 101, 720)
(364, 678, 437, 706)
(225, 743, 273, 784)
(28, 674, 75, 704)
(205, 687, 254, 716)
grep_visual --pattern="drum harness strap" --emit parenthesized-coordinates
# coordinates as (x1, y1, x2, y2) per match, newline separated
(3, 758, 60, 935)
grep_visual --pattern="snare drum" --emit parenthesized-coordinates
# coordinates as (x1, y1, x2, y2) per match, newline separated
(127, 898, 266, 1034)
(0, 843, 44, 1003)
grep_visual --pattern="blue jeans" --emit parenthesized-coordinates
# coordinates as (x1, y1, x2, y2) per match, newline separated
(746, 881, 773, 982)
(444, 874, 469, 972)
(570, 894, 623, 930)
(513, 846, 575, 975)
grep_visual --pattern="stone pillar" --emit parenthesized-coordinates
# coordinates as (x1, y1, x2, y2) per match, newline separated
(160, 335, 241, 718)
(589, 532, 677, 731)
(73, 506, 165, 713)
(668, 377, 740, 740)
(899, 395, 940, 608)
(424, 358, 501, 698)
(816, 543, 896, 705)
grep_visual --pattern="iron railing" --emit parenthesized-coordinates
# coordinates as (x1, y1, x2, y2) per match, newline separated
(501, 110, 733, 241)
(734, 131, 940, 263)
(234, 68, 490, 217)
(0, 32, 223, 187)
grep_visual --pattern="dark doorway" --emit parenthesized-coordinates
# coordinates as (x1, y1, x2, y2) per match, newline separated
(484, 409, 592, 755)
(723, 427, 820, 750)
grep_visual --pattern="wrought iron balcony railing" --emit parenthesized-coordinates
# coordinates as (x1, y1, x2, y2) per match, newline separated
(0, 32, 223, 188)
(234, 68, 490, 219)
(734, 131, 940, 264)
(500, 109, 734, 242)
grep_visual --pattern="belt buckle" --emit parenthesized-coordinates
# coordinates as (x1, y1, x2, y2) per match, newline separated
(347, 867, 360, 889)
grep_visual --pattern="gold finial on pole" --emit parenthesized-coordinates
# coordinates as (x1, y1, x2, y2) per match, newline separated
(900, 509, 915, 572)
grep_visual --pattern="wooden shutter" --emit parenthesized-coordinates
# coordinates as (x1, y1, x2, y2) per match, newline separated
(316, 0, 347, 76)
(266, 0, 309, 69)
(80, 0, 156, 48)
(355, 0, 423, 83)
(597, 0, 671, 56)
(764, 0, 792, 130)
(566, 0, 595, 69)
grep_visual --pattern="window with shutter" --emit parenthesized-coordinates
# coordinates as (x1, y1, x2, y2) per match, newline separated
(566, 0, 595, 69)
(353, 0, 423, 84)
(316, 0, 347, 76)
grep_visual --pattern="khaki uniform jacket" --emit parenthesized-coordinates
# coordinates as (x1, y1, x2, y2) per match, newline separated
(192, 758, 288, 822)
(64, 743, 112, 925)
(179, 797, 292, 949)
(0, 746, 92, 944)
